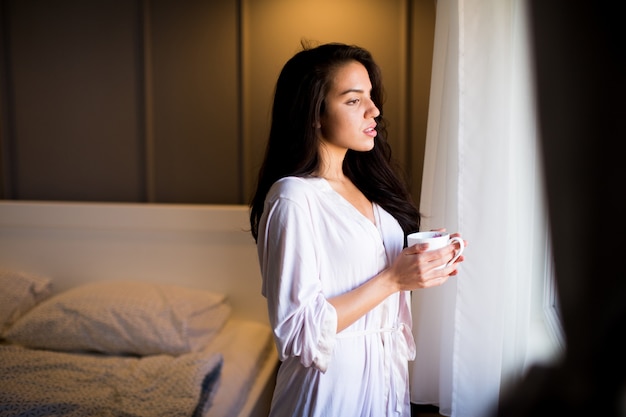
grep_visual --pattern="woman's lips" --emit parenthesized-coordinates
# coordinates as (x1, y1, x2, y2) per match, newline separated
(364, 123, 377, 137)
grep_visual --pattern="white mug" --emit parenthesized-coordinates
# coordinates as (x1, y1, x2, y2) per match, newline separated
(407, 231, 465, 270)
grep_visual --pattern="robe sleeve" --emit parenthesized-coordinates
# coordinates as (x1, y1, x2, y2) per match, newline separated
(257, 187, 337, 372)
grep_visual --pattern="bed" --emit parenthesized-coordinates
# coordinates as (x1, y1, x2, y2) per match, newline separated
(0, 201, 278, 417)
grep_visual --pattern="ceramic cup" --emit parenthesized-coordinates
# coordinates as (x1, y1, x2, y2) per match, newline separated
(407, 231, 465, 270)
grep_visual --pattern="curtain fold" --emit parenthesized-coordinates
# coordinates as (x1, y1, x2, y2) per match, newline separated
(409, 1, 550, 416)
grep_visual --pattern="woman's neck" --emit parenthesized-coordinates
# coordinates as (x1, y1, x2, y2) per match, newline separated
(316, 142, 347, 181)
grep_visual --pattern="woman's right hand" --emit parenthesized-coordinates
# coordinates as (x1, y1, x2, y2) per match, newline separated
(389, 237, 466, 290)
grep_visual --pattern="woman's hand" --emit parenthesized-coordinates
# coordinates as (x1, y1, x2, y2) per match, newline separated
(388, 233, 467, 290)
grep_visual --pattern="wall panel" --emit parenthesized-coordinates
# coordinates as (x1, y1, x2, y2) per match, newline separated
(409, 0, 436, 202)
(241, 0, 409, 201)
(2, 0, 143, 201)
(149, 0, 240, 203)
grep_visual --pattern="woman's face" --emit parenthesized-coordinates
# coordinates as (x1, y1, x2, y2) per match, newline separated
(319, 61, 380, 153)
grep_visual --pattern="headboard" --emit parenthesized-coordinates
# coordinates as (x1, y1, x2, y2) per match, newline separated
(0, 201, 268, 325)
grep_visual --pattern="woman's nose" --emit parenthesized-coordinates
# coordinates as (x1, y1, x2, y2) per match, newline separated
(367, 99, 380, 118)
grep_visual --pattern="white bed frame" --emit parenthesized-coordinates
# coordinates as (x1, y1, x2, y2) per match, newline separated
(0, 201, 277, 417)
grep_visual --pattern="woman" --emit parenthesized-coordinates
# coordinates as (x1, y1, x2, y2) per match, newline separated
(250, 42, 465, 417)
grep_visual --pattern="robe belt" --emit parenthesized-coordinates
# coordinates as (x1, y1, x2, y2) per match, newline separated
(336, 324, 409, 415)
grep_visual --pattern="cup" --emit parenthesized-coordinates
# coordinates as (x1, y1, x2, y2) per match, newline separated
(407, 231, 465, 270)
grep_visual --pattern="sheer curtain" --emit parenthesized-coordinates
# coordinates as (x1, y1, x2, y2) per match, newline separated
(409, 0, 552, 416)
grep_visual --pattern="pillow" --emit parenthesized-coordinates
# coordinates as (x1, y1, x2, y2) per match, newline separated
(0, 270, 52, 335)
(4, 280, 231, 356)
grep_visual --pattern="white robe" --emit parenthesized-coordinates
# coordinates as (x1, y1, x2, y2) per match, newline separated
(257, 176, 416, 417)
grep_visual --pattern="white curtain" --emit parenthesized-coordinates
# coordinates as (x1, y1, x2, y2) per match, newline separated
(409, 0, 551, 416)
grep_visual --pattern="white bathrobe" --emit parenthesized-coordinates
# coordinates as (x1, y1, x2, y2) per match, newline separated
(257, 176, 416, 417)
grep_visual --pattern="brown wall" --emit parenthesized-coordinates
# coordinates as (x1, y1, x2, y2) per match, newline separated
(0, 0, 435, 205)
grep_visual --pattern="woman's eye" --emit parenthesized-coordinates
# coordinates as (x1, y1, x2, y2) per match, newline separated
(347, 99, 359, 105)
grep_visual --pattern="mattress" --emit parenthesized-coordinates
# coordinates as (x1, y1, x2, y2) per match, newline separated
(203, 318, 275, 417)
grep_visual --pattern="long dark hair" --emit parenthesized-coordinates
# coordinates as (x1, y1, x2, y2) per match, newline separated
(249, 42, 420, 241)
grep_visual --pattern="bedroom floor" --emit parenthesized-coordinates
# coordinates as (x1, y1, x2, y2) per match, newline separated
(411, 404, 444, 417)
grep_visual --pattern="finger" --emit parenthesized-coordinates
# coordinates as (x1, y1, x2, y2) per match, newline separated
(449, 233, 468, 249)
(428, 276, 448, 287)
(405, 243, 430, 254)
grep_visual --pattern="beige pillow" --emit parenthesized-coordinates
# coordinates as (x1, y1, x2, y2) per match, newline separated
(4, 280, 231, 356)
(0, 270, 52, 335)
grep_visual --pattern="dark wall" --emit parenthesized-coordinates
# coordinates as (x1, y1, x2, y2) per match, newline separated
(0, 0, 436, 205)
(0, 0, 241, 203)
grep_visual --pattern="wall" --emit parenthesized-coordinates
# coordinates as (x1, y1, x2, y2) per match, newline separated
(0, 0, 435, 205)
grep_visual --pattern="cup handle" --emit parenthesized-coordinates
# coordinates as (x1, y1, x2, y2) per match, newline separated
(446, 237, 465, 267)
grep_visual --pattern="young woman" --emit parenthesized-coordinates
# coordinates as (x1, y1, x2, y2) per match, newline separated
(250, 42, 466, 417)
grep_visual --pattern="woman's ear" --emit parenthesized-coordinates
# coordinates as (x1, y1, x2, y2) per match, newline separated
(313, 121, 321, 128)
